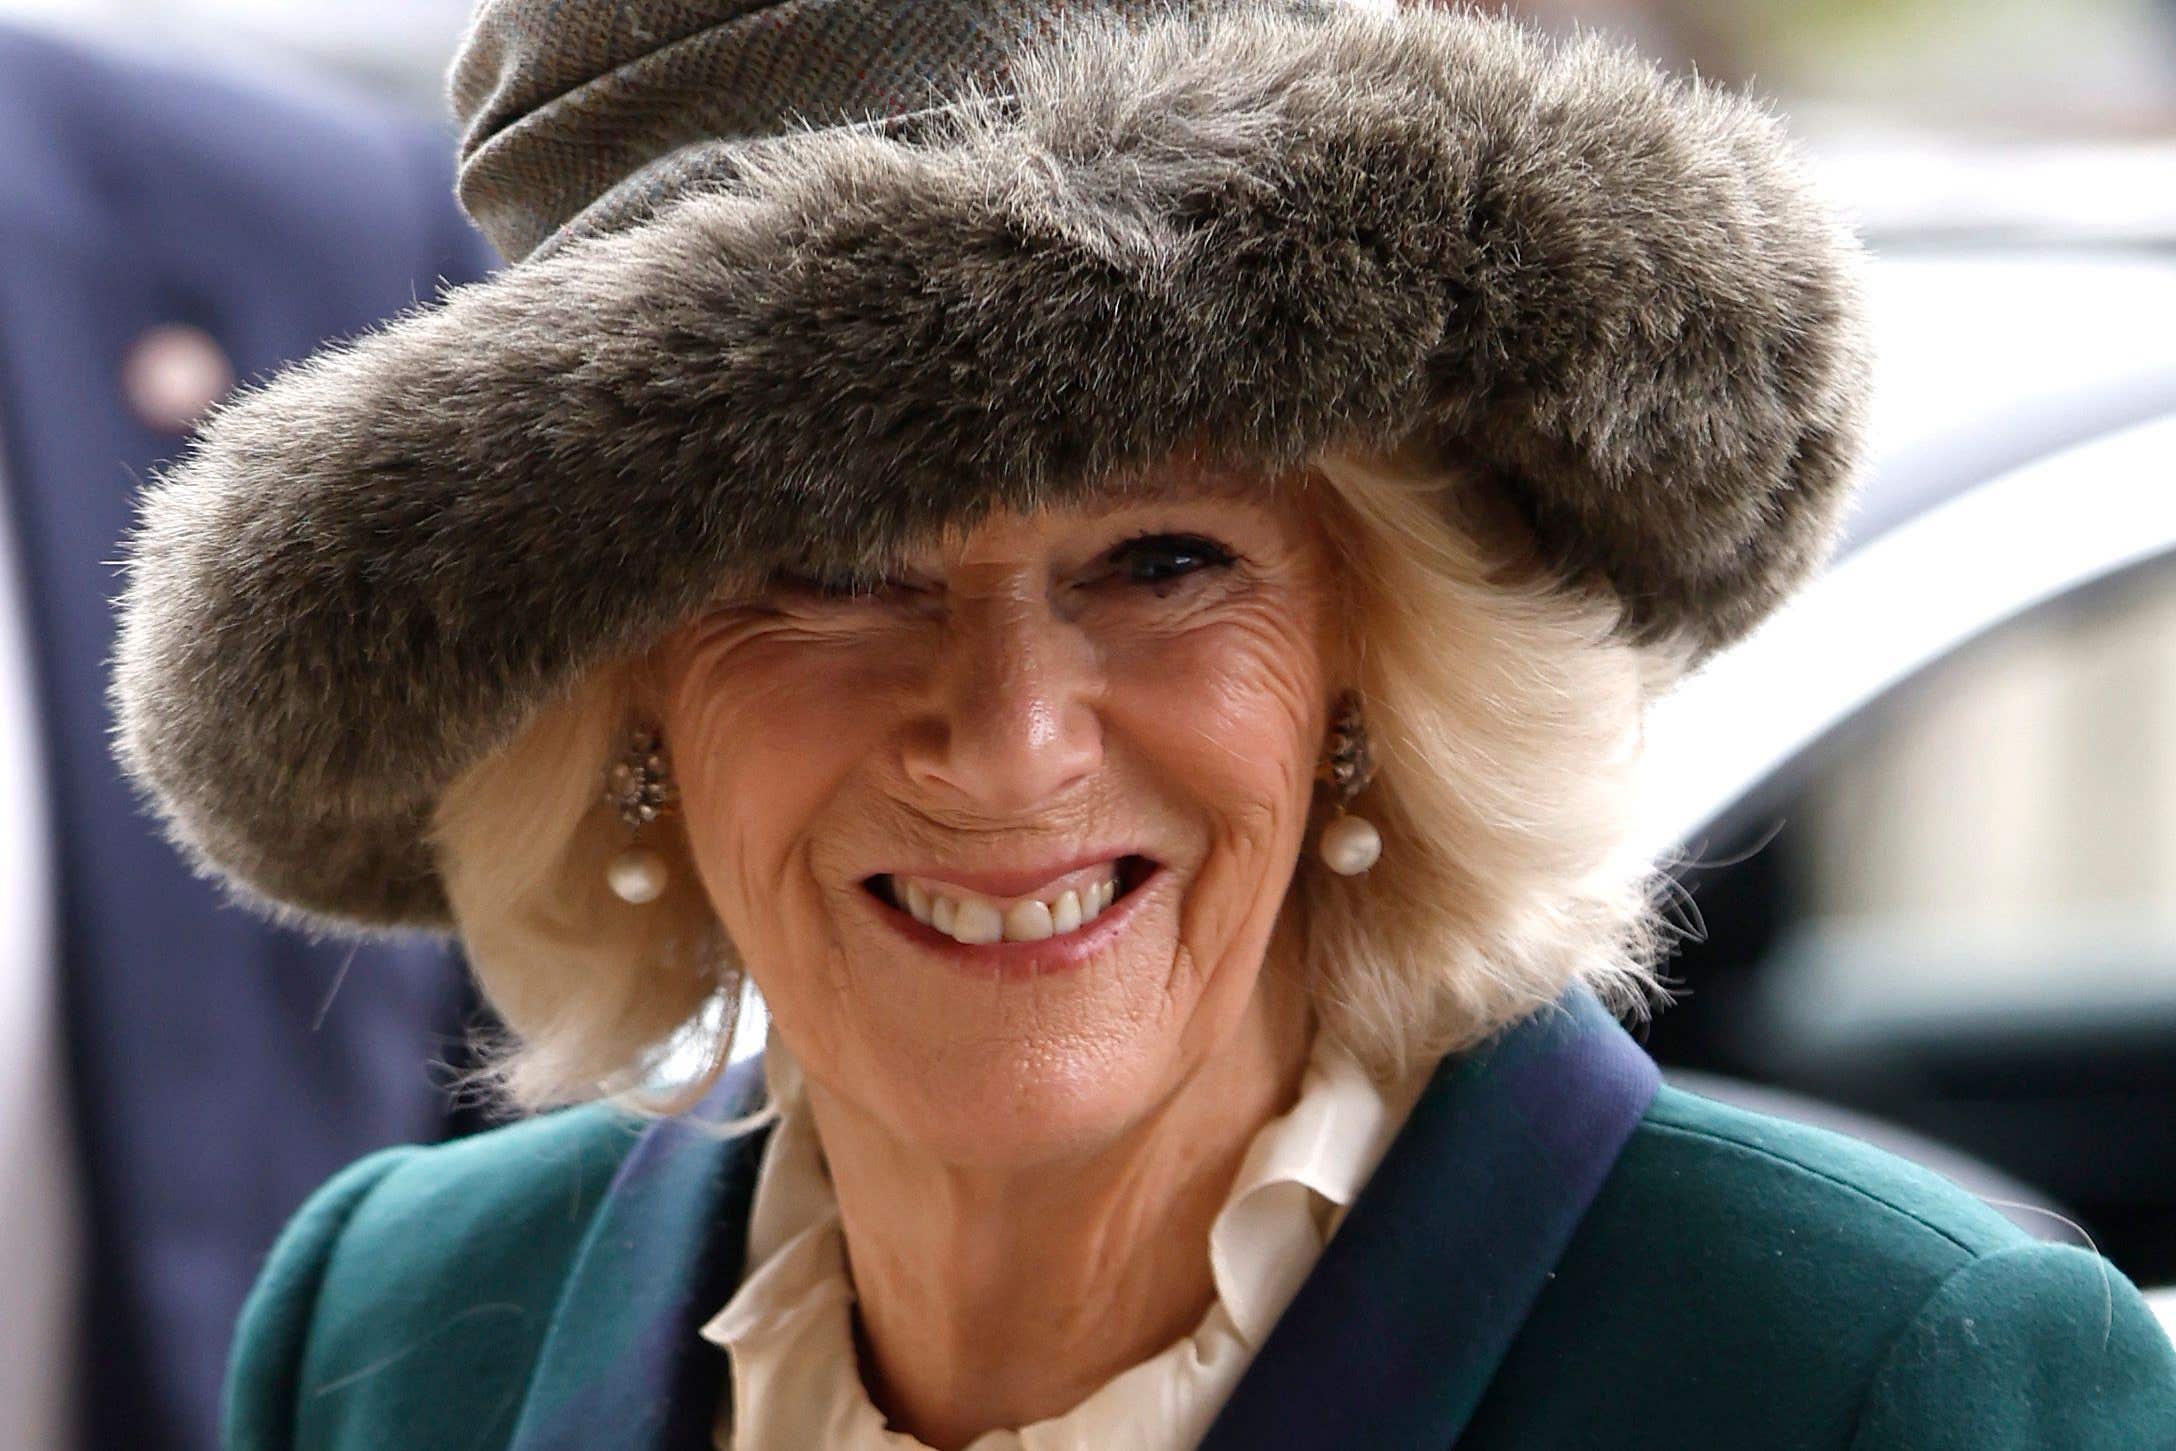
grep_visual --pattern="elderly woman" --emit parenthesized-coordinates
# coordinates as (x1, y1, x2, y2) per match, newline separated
(110, 2, 2174, 1448)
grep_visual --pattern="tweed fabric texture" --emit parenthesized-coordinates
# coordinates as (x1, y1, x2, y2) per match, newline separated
(110, 2, 1872, 932)
(452, 0, 1324, 261)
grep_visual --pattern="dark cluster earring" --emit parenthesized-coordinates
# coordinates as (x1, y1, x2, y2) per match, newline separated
(604, 725, 678, 904)
(1315, 690, 1381, 876)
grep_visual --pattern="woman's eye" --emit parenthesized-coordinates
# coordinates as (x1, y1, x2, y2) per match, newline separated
(1106, 533, 1238, 589)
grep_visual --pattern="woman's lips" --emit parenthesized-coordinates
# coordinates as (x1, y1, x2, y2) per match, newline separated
(861, 857, 1162, 979)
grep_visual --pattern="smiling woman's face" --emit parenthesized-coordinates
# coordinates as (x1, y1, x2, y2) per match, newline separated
(654, 465, 1341, 1167)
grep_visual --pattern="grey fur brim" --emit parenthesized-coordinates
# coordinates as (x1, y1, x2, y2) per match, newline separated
(110, 4, 1871, 933)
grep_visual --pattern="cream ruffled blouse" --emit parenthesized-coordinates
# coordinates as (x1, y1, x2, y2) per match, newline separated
(701, 1026, 1434, 1450)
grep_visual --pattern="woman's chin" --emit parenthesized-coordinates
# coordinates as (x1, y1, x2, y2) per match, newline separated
(869, 1048, 1175, 1171)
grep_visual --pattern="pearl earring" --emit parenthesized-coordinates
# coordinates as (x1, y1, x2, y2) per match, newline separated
(604, 725, 677, 904)
(1315, 691, 1381, 876)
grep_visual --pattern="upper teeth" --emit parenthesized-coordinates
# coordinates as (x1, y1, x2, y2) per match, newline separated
(895, 868, 1124, 945)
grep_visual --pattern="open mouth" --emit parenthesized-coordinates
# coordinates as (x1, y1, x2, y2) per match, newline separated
(863, 854, 1158, 947)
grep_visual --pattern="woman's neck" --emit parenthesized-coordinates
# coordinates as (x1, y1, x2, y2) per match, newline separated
(801, 976, 1314, 1451)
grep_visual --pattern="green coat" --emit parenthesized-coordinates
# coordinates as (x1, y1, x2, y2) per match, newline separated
(226, 993, 2176, 1449)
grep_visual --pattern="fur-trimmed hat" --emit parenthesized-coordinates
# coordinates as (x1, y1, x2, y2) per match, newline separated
(109, 0, 1871, 934)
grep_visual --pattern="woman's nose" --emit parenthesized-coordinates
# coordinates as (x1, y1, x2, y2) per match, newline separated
(900, 591, 1103, 814)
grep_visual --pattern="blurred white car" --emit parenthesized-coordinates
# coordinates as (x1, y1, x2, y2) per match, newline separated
(1636, 236, 2176, 1324)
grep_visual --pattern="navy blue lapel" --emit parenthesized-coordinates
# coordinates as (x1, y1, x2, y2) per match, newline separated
(505, 1058, 775, 1451)
(1197, 988, 1660, 1451)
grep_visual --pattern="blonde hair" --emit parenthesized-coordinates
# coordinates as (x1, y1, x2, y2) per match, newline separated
(432, 437, 1689, 1113)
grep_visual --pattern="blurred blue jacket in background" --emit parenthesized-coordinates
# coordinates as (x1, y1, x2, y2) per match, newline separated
(0, 24, 498, 1450)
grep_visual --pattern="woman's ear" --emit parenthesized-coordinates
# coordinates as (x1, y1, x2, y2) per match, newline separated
(1322, 686, 1358, 738)
(625, 642, 676, 726)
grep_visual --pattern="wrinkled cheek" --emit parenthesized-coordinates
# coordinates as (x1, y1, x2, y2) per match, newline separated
(1167, 659, 1321, 998)
(1190, 814, 1286, 961)
(760, 935, 870, 1082)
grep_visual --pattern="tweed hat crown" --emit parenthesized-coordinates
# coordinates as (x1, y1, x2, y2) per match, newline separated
(110, 0, 1872, 933)
(452, 0, 1303, 262)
